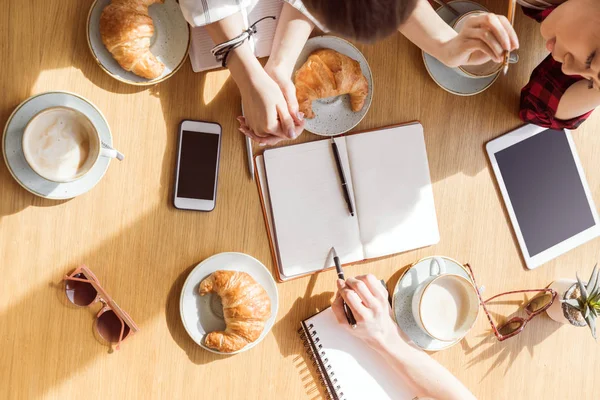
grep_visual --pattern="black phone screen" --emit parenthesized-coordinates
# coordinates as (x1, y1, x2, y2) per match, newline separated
(177, 131, 220, 200)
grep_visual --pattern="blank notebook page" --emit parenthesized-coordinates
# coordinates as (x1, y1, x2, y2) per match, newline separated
(306, 308, 413, 400)
(263, 138, 364, 277)
(346, 124, 439, 259)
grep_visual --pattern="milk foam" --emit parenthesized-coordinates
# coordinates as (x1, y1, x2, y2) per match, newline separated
(420, 278, 471, 339)
(23, 108, 98, 182)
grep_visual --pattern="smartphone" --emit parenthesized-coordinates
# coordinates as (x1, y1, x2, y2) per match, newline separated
(173, 120, 222, 211)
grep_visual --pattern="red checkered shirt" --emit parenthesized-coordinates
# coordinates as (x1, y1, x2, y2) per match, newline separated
(519, 6, 593, 129)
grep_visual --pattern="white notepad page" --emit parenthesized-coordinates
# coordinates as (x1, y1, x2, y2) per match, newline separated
(188, 0, 283, 72)
(263, 139, 364, 278)
(262, 123, 439, 279)
(305, 308, 413, 400)
(347, 124, 440, 258)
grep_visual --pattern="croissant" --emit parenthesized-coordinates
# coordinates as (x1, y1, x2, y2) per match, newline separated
(294, 49, 369, 119)
(100, 0, 165, 80)
(199, 270, 271, 353)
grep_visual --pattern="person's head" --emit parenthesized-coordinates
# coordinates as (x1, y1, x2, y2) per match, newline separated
(302, 0, 419, 43)
(541, 0, 600, 89)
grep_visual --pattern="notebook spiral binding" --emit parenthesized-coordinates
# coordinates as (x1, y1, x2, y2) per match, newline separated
(298, 323, 346, 400)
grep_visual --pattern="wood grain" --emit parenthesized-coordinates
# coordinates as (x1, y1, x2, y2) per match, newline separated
(1, 1, 599, 399)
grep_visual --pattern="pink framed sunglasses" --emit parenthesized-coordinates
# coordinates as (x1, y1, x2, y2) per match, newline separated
(464, 263, 557, 341)
(63, 265, 138, 349)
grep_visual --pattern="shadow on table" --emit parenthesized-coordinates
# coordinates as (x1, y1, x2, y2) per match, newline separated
(271, 274, 334, 398)
(165, 264, 233, 365)
(460, 294, 562, 381)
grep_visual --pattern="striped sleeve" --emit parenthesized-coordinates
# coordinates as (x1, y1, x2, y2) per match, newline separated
(282, 0, 327, 31)
(179, 0, 257, 27)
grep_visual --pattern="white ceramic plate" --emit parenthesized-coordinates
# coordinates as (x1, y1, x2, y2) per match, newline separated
(293, 36, 373, 136)
(2, 91, 115, 200)
(392, 256, 475, 351)
(179, 252, 279, 355)
(87, 0, 190, 85)
(422, 1, 499, 96)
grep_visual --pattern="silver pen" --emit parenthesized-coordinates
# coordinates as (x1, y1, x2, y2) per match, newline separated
(246, 134, 254, 180)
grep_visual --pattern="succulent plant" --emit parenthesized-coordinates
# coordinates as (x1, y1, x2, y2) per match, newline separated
(562, 264, 600, 340)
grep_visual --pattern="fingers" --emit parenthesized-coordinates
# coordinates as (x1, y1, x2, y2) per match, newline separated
(356, 274, 388, 304)
(332, 283, 348, 325)
(462, 38, 498, 65)
(465, 26, 503, 62)
(238, 125, 284, 146)
(339, 280, 367, 320)
(461, 13, 519, 63)
(346, 277, 377, 309)
(276, 103, 297, 140)
(480, 14, 511, 54)
(280, 80, 305, 127)
(497, 15, 519, 51)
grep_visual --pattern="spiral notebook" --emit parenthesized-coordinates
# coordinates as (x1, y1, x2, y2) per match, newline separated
(300, 308, 413, 400)
(255, 122, 440, 281)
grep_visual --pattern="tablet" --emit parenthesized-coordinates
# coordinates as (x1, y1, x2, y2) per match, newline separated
(487, 125, 600, 269)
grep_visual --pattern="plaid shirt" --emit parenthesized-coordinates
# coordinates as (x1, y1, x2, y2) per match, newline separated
(519, 6, 593, 129)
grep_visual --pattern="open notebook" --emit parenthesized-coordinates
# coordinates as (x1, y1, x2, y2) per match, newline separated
(300, 308, 413, 399)
(256, 123, 440, 281)
(189, 0, 283, 72)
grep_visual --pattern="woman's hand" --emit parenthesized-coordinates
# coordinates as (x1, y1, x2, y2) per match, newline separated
(264, 61, 304, 130)
(237, 68, 303, 146)
(332, 274, 403, 350)
(441, 13, 519, 68)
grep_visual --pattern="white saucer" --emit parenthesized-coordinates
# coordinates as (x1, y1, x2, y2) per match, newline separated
(392, 256, 474, 351)
(179, 252, 279, 355)
(422, 1, 499, 96)
(87, 0, 190, 86)
(2, 91, 114, 200)
(293, 36, 373, 136)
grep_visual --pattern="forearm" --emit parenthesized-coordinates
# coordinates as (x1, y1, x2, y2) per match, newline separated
(372, 331, 476, 400)
(265, 2, 314, 74)
(555, 80, 600, 121)
(204, 12, 264, 91)
(398, 0, 457, 65)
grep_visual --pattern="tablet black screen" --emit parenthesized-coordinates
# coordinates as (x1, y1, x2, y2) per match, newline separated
(495, 129, 595, 256)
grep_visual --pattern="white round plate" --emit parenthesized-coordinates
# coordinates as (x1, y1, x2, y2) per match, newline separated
(392, 256, 475, 351)
(2, 91, 114, 200)
(293, 36, 373, 136)
(422, 1, 499, 96)
(87, 0, 190, 85)
(179, 252, 279, 355)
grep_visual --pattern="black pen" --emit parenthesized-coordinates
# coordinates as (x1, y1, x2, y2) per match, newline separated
(332, 247, 356, 327)
(330, 137, 355, 217)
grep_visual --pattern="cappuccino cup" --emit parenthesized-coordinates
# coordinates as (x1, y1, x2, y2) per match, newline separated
(451, 11, 516, 79)
(22, 106, 119, 183)
(412, 258, 479, 342)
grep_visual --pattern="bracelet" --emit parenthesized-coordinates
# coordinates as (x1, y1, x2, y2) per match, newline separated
(211, 16, 276, 68)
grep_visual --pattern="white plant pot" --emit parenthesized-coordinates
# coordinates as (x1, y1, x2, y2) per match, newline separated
(546, 279, 577, 324)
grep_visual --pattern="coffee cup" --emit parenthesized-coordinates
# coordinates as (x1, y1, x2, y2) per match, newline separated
(451, 11, 517, 79)
(411, 257, 479, 342)
(22, 106, 120, 183)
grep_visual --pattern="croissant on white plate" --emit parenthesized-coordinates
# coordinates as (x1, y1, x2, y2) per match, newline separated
(199, 270, 271, 353)
(100, 0, 165, 79)
(294, 48, 369, 119)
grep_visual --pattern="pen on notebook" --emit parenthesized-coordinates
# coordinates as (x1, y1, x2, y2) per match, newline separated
(330, 137, 355, 217)
(245, 135, 254, 180)
(503, 0, 517, 75)
(332, 247, 357, 327)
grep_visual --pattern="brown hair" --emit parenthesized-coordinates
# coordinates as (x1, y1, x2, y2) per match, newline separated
(301, 0, 419, 42)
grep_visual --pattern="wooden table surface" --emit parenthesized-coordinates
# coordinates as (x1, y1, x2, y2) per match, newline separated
(1, 1, 599, 399)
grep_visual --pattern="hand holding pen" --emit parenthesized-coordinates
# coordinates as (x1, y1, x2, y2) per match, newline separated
(332, 273, 400, 348)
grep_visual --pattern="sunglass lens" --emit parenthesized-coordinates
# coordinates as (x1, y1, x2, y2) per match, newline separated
(498, 319, 524, 336)
(96, 309, 130, 343)
(65, 273, 97, 306)
(527, 293, 553, 314)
